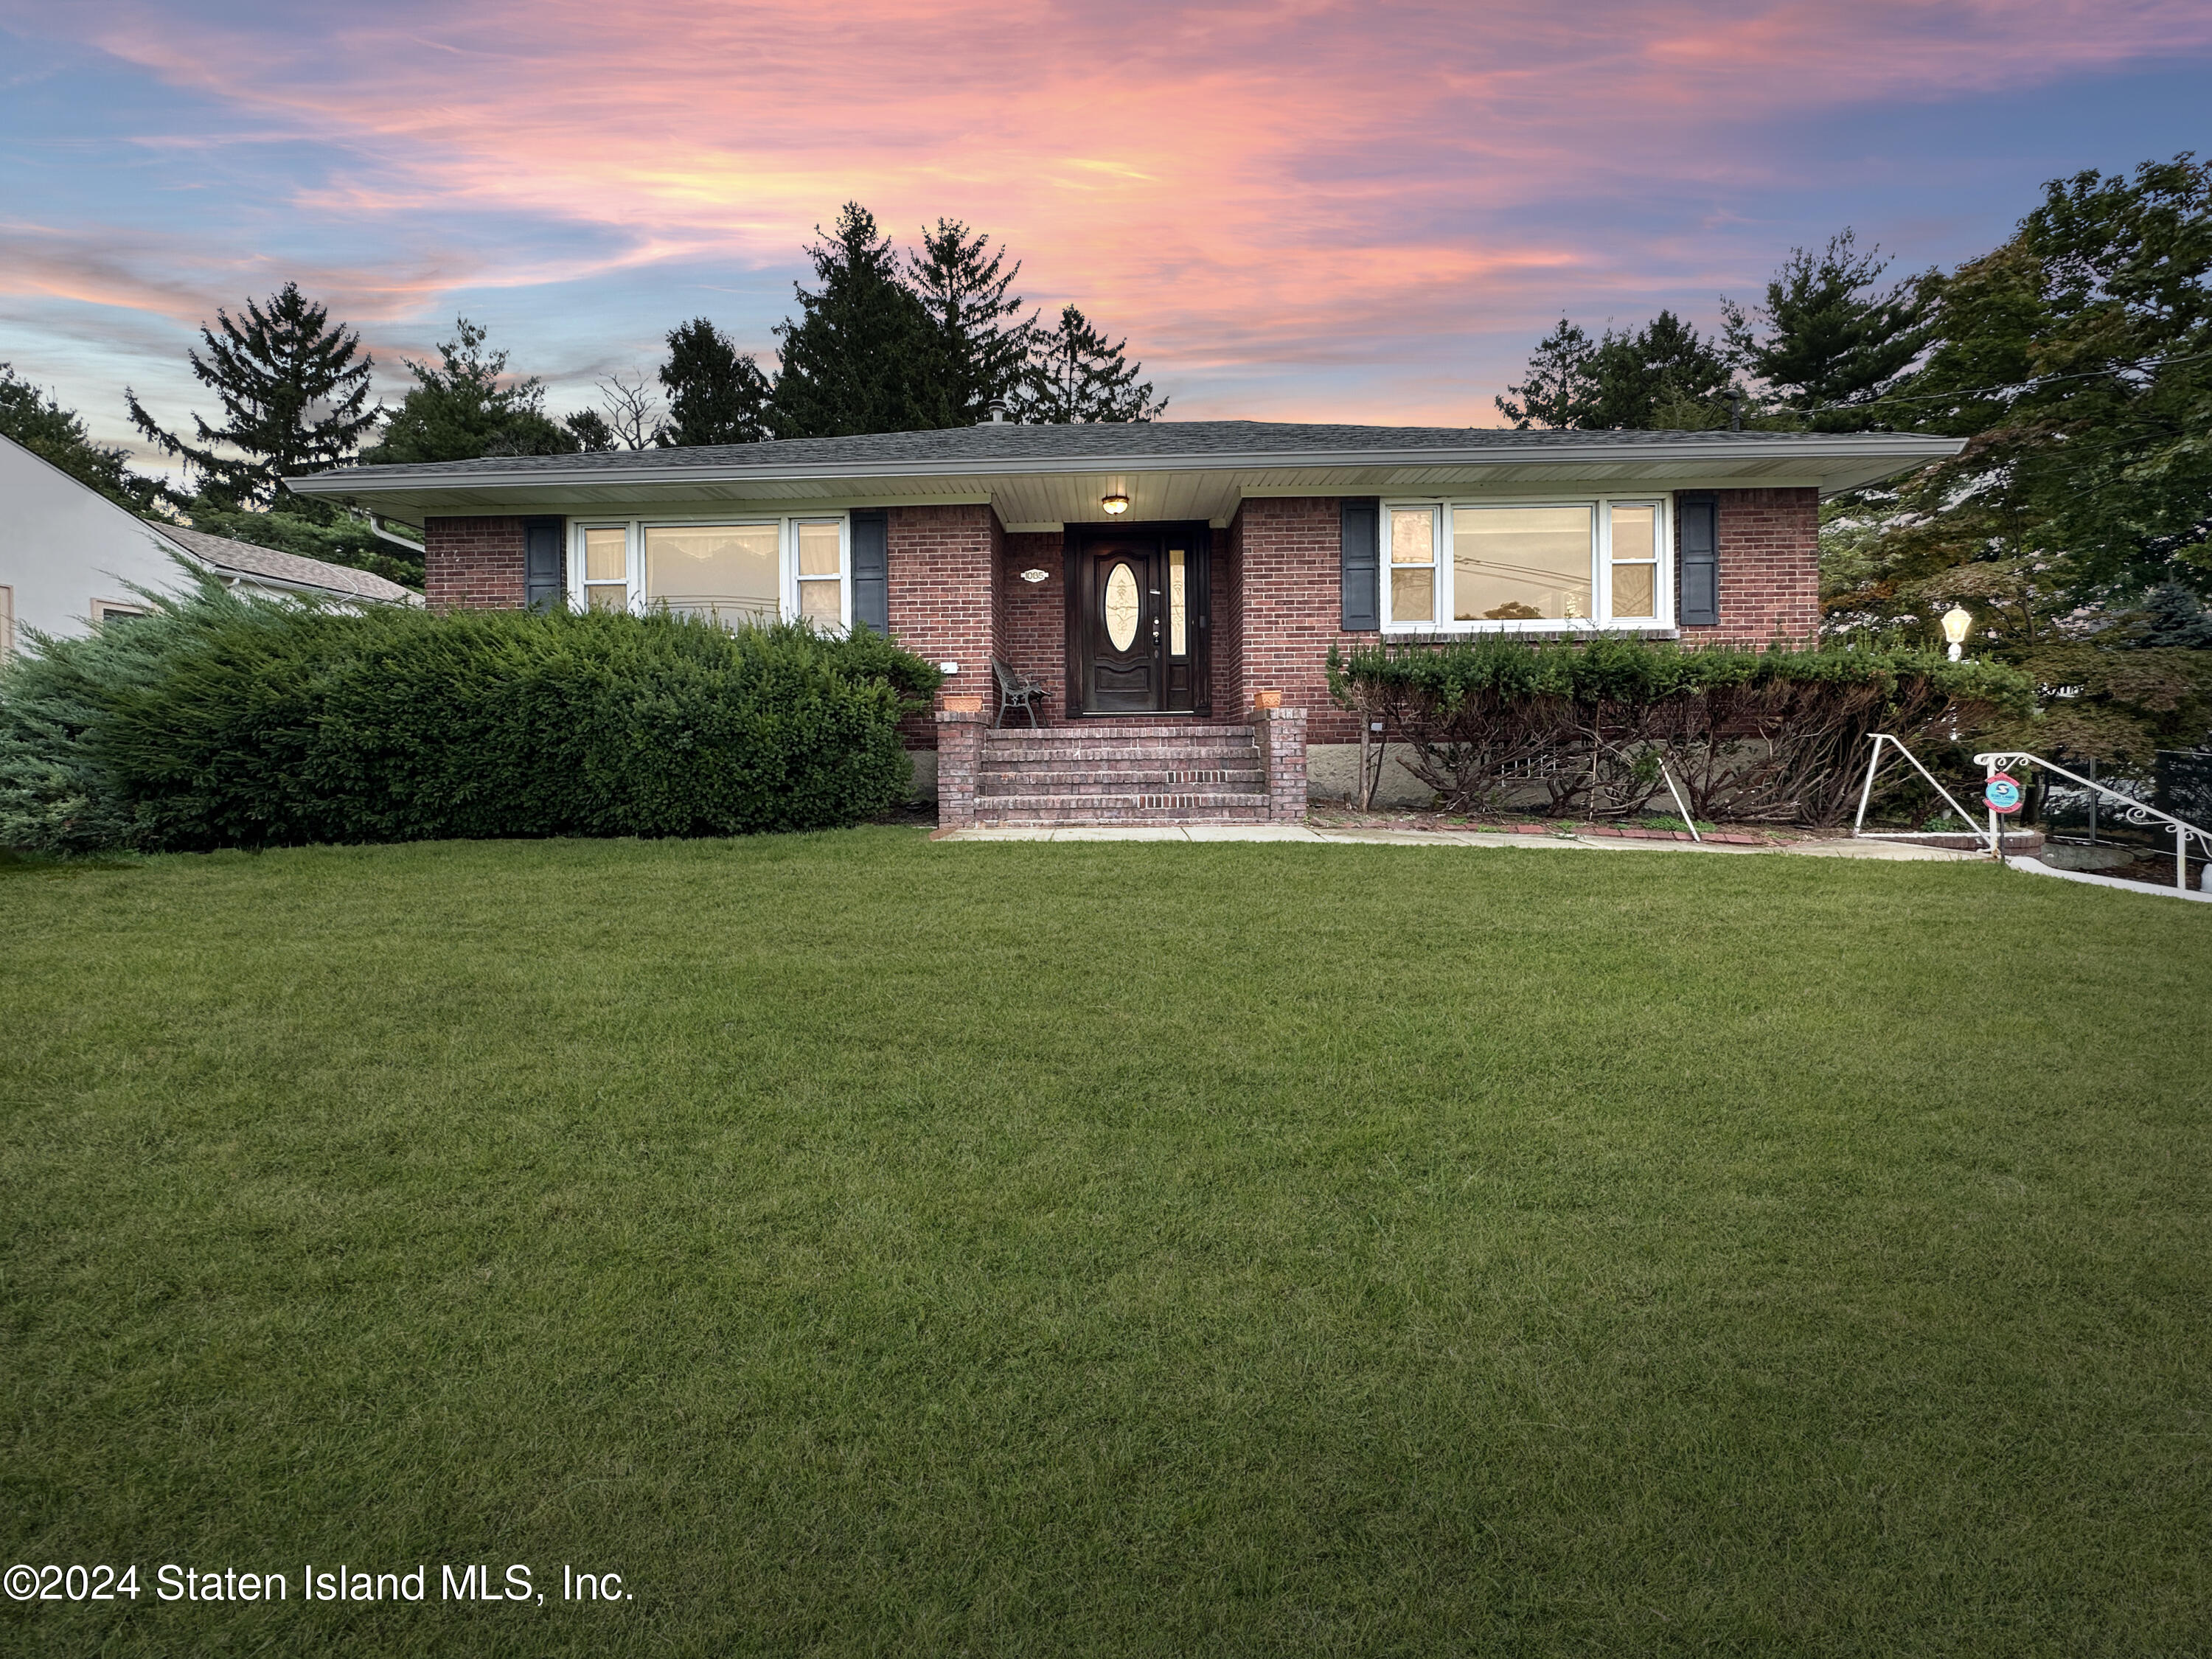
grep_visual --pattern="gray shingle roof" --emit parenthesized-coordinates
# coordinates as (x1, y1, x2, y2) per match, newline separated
(154, 524, 420, 604)
(301, 419, 1951, 485)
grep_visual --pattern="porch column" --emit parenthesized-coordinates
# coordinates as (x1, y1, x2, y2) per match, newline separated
(1253, 701, 1309, 824)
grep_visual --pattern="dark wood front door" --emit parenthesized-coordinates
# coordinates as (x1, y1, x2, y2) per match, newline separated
(1072, 528, 1210, 716)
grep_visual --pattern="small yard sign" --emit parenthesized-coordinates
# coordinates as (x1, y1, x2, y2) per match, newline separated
(1983, 771, 2023, 815)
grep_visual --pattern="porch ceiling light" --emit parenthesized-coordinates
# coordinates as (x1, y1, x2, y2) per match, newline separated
(1941, 604, 1973, 661)
(1101, 493, 1130, 515)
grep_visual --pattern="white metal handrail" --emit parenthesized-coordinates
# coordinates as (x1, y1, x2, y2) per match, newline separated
(1851, 732, 1997, 852)
(1977, 749, 2211, 892)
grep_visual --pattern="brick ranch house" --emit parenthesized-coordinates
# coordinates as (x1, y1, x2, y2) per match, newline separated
(293, 420, 1961, 827)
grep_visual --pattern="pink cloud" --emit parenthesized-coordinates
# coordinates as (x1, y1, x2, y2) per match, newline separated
(10, 0, 2210, 423)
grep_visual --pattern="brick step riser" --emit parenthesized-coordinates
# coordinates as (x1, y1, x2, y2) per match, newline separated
(982, 738, 1256, 753)
(981, 757, 1261, 774)
(983, 746, 1259, 765)
(987, 734, 1265, 748)
(977, 809, 1276, 827)
(978, 792, 1270, 813)
(990, 722, 1256, 737)
(981, 771, 1265, 792)
(982, 786, 1268, 802)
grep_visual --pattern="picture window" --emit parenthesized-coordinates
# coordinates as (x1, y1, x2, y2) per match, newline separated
(1380, 498, 1672, 633)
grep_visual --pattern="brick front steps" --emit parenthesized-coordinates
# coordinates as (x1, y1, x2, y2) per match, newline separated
(935, 705, 1310, 829)
(978, 722, 1273, 826)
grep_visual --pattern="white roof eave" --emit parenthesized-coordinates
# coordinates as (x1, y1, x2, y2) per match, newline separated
(287, 435, 1966, 502)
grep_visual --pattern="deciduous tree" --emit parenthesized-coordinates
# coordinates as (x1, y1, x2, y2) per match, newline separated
(1, 364, 167, 512)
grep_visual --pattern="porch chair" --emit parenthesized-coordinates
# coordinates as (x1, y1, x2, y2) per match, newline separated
(991, 657, 1049, 728)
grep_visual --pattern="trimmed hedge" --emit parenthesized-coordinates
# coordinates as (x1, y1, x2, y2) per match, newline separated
(0, 580, 941, 852)
(1328, 635, 2035, 823)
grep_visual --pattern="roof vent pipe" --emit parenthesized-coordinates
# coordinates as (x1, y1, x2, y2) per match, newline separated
(978, 398, 1007, 425)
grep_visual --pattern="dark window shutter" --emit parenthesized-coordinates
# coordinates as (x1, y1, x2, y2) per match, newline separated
(1677, 493, 1719, 627)
(850, 509, 889, 634)
(522, 516, 565, 612)
(1340, 497, 1380, 631)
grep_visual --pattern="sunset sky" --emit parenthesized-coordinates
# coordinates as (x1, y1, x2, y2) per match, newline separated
(4, 0, 2209, 467)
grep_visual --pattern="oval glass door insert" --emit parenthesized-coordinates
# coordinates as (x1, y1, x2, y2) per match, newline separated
(1104, 561, 1141, 652)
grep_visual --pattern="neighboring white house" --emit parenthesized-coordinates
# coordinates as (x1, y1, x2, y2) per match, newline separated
(0, 431, 420, 660)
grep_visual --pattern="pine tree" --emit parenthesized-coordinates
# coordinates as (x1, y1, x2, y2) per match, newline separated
(1723, 231, 1933, 428)
(124, 282, 377, 506)
(1, 364, 168, 511)
(1495, 312, 1733, 430)
(365, 318, 577, 465)
(908, 220, 1033, 421)
(1495, 320, 1598, 428)
(1011, 305, 1167, 423)
(768, 204, 950, 439)
(657, 319, 773, 446)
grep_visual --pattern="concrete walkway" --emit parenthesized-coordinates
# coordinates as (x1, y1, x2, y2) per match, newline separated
(2011, 856, 2212, 903)
(934, 824, 2212, 902)
(934, 824, 1983, 860)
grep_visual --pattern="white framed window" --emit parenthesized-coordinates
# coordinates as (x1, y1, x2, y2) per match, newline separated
(567, 515, 850, 630)
(577, 524, 635, 613)
(1380, 497, 1672, 633)
(91, 599, 152, 627)
(1388, 506, 1440, 625)
(0, 584, 12, 661)
(645, 521, 779, 626)
(791, 518, 846, 630)
(1606, 502, 1661, 621)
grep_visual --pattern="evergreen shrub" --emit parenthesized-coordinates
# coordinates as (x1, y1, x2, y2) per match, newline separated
(0, 580, 941, 852)
(1328, 636, 2033, 823)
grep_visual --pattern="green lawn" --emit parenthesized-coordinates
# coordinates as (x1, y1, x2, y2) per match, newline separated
(4, 830, 2208, 1656)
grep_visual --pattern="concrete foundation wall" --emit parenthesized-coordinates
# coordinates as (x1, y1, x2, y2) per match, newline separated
(1307, 742, 1436, 808)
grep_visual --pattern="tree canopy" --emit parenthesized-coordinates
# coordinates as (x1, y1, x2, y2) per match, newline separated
(1722, 232, 1933, 429)
(1820, 156, 2212, 760)
(1495, 311, 1733, 430)
(908, 219, 1034, 422)
(365, 318, 577, 465)
(657, 319, 773, 446)
(768, 204, 951, 440)
(1, 364, 167, 512)
(1012, 305, 1167, 424)
(125, 282, 378, 507)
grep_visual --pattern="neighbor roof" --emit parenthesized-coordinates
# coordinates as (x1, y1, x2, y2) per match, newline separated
(288, 419, 1965, 525)
(154, 524, 420, 605)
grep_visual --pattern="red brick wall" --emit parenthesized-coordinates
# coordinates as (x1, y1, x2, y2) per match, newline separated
(425, 516, 526, 610)
(888, 504, 999, 748)
(999, 530, 1065, 722)
(1690, 487, 1820, 648)
(1234, 498, 1371, 742)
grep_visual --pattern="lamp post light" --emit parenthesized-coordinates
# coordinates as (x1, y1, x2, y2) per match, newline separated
(1941, 605, 1973, 661)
